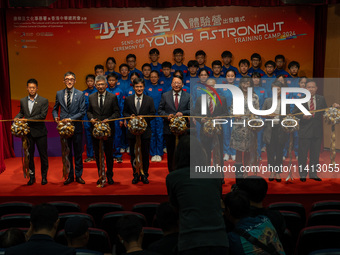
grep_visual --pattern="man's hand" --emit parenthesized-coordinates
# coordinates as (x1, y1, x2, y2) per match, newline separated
(201, 117, 208, 123)
(54, 117, 60, 123)
(90, 118, 97, 124)
(333, 103, 340, 108)
(303, 115, 312, 120)
(119, 121, 123, 127)
(175, 112, 183, 117)
(131, 114, 136, 118)
(168, 114, 175, 120)
(124, 120, 127, 127)
(102, 119, 108, 123)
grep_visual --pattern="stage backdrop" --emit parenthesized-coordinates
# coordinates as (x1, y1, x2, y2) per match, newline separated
(6, 6, 315, 156)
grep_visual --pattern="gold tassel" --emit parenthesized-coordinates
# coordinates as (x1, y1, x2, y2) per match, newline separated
(135, 135, 144, 176)
(331, 124, 336, 169)
(286, 133, 294, 181)
(22, 136, 30, 178)
(97, 139, 106, 188)
(60, 137, 70, 180)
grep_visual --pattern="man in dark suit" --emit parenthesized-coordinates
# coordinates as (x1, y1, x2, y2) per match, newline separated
(123, 78, 156, 184)
(52, 72, 86, 185)
(5, 203, 75, 255)
(87, 75, 120, 185)
(14, 78, 49, 186)
(158, 76, 191, 172)
(293, 79, 329, 182)
(194, 79, 228, 168)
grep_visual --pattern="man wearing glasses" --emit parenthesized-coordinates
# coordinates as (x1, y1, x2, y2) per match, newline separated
(52, 71, 86, 185)
(158, 75, 191, 172)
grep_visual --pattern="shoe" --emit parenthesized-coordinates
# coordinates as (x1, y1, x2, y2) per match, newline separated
(27, 177, 36, 186)
(261, 147, 266, 152)
(222, 179, 225, 184)
(64, 177, 74, 185)
(163, 148, 167, 153)
(41, 178, 48, 185)
(283, 156, 286, 160)
(156, 156, 162, 162)
(141, 175, 149, 184)
(107, 178, 114, 185)
(84, 157, 94, 163)
(126, 147, 130, 154)
(300, 178, 306, 182)
(151, 156, 157, 162)
(311, 177, 322, 181)
(269, 178, 274, 182)
(276, 178, 281, 182)
(223, 154, 229, 161)
(120, 148, 125, 153)
(231, 155, 236, 161)
(113, 157, 117, 162)
(296, 156, 298, 160)
(117, 157, 123, 163)
(132, 175, 139, 184)
(76, 177, 85, 184)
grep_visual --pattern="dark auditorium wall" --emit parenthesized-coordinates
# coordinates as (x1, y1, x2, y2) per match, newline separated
(324, 4, 340, 150)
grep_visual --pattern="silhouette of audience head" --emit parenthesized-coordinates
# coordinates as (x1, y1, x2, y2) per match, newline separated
(156, 202, 179, 234)
(224, 190, 250, 223)
(237, 176, 268, 205)
(30, 203, 59, 237)
(117, 215, 143, 249)
(1, 228, 26, 248)
(64, 217, 89, 248)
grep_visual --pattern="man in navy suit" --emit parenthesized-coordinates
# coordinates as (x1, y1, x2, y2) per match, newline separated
(14, 78, 49, 186)
(123, 78, 156, 184)
(52, 72, 86, 185)
(158, 75, 191, 172)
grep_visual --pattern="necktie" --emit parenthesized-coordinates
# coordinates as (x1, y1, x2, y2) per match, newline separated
(100, 94, 103, 109)
(136, 97, 141, 114)
(310, 96, 314, 117)
(209, 97, 214, 115)
(67, 90, 71, 109)
(175, 93, 179, 110)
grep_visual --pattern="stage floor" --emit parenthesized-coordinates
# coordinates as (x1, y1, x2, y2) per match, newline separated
(1, 151, 340, 211)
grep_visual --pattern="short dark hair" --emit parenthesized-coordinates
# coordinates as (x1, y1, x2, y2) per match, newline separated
(239, 76, 253, 86)
(226, 69, 237, 77)
(107, 72, 119, 80)
(251, 72, 262, 79)
(275, 74, 287, 87)
(299, 76, 308, 83)
(94, 64, 104, 72)
(275, 54, 285, 62)
(106, 57, 116, 65)
(187, 60, 199, 68)
(30, 203, 59, 232)
(142, 63, 152, 70)
(116, 215, 143, 243)
(162, 61, 172, 69)
(133, 77, 145, 86)
(27, 78, 38, 86)
(64, 71, 76, 79)
(156, 202, 178, 232)
(1, 228, 26, 248)
(224, 190, 250, 219)
(126, 54, 136, 61)
(288, 61, 300, 69)
(271, 80, 283, 88)
(198, 68, 209, 76)
(238, 59, 250, 67)
(237, 176, 268, 203)
(306, 78, 317, 87)
(149, 48, 160, 55)
(221, 51, 232, 58)
(150, 70, 160, 77)
(195, 50, 206, 57)
(251, 53, 261, 61)
(265, 61, 276, 68)
(173, 48, 184, 55)
(173, 70, 184, 80)
(119, 63, 129, 70)
(130, 72, 140, 79)
(212, 60, 222, 68)
(85, 74, 95, 81)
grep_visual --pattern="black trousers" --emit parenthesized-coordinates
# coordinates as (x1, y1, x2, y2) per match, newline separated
(28, 134, 48, 179)
(67, 132, 83, 178)
(266, 125, 285, 172)
(128, 138, 150, 177)
(92, 135, 114, 179)
(298, 137, 322, 178)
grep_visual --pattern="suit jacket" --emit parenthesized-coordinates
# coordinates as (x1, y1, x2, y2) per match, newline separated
(158, 90, 191, 135)
(262, 97, 289, 145)
(52, 88, 86, 132)
(87, 92, 120, 132)
(123, 94, 156, 139)
(4, 234, 75, 255)
(15, 95, 48, 138)
(292, 94, 327, 139)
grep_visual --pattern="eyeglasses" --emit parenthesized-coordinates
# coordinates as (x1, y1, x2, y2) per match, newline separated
(172, 82, 182, 85)
(64, 78, 75, 82)
(96, 83, 106, 86)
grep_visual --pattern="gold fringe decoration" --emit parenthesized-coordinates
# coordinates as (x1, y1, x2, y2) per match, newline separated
(170, 117, 188, 146)
(57, 121, 75, 179)
(324, 107, 340, 169)
(11, 120, 30, 178)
